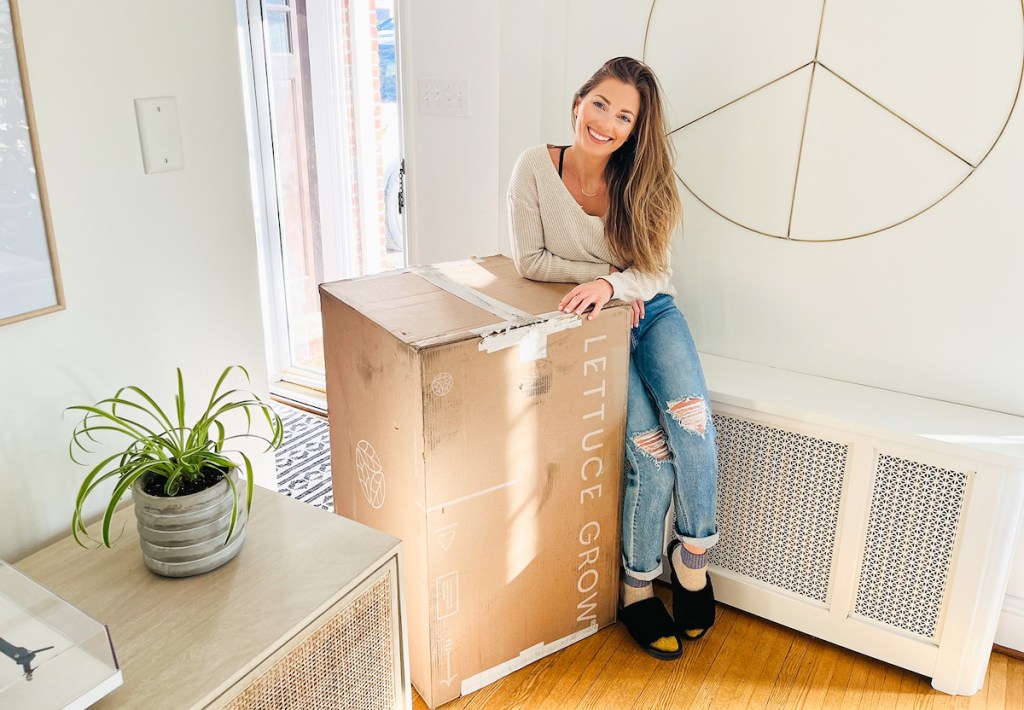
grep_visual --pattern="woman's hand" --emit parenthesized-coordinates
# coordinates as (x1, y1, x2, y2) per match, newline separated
(559, 279, 614, 320)
(629, 299, 645, 328)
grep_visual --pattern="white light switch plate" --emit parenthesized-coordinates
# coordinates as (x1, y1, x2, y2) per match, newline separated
(418, 79, 470, 117)
(134, 97, 184, 173)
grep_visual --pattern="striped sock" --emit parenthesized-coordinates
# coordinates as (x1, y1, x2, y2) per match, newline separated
(672, 544, 708, 592)
(621, 573, 653, 607)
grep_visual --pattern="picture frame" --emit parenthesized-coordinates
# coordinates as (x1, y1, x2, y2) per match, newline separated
(0, 0, 64, 328)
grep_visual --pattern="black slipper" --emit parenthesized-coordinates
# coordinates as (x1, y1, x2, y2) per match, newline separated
(618, 597, 682, 660)
(668, 541, 716, 640)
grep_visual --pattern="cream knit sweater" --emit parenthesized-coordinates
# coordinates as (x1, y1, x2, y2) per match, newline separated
(507, 144, 675, 302)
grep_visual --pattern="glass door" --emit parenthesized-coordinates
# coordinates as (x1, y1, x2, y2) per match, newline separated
(242, 0, 405, 394)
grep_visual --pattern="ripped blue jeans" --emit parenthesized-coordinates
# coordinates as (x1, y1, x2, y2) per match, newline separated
(621, 293, 719, 581)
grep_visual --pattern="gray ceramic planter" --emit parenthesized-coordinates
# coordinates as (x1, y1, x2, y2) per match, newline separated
(132, 470, 247, 577)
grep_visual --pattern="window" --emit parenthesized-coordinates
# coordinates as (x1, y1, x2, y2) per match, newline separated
(241, 0, 405, 394)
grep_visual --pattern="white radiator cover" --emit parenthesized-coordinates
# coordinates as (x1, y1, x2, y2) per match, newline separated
(996, 518, 1024, 651)
(665, 355, 1024, 696)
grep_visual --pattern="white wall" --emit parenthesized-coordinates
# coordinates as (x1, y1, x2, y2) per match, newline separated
(495, 0, 578, 256)
(0, 0, 272, 562)
(400, 0, 501, 265)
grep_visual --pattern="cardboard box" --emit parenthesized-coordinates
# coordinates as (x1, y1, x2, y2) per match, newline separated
(320, 255, 629, 707)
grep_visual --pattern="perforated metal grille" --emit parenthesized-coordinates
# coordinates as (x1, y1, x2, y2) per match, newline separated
(708, 414, 848, 603)
(226, 572, 397, 709)
(853, 454, 969, 639)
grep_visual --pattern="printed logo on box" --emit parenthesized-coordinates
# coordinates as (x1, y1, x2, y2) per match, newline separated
(431, 372, 454, 397)
(435, 523, 458, 551)
(435, 571, 460, 620)
(355, 439, 386, 509)
(575, 334, 609, 626)
(439, 636, 458, 688)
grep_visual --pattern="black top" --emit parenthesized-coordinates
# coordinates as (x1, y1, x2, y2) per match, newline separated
(558, 145, 568, 178)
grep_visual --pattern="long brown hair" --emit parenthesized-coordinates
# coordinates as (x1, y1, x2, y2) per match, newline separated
(572, 57, 680, 273)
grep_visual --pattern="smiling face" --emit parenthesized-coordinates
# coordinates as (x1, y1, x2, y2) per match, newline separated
(573, 78, 642, 157)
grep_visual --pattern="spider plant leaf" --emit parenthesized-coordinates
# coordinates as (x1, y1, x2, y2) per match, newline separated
(73, 452, 131, 508)
(71, 507, 106, 549)
(239, 451, 255, 512)
(260, 405, 286, 448)
(212, 420, 226, 451)
(70, 423, 160, 456)
(175, 368, 187, 445)
(223, 471, 239, 543)
(205, 366, 254, 417)
(77, 471, 133, 518)
(79, 457, 166, 507)
(116, 385, 176, 432)
(204, 454, 236, 472)
(71, 519, 101, 548)
(101, 474, 143, 547)
(71, 461, 125, 548)
(191, 421, 210, 449)
(205, 387, 258, 411)
(67, 403, 163, 441)
(64, 407, 106, 447)
(206, 366, 240, 411)
(220, 433, 280, 452)
(111, 386, 168, 432)
(81, 395, 169, 428)
(205, 399, 264, 429)
(163, 474, 181, 496)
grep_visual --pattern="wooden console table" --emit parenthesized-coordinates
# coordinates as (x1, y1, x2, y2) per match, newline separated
(16, 487, 410, 709)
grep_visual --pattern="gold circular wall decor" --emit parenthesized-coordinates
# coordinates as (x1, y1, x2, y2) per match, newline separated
(643, 0, 1024, 241)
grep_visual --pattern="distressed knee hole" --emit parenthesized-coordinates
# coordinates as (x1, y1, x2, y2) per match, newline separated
(667, 397, 708, 437)
(632, 428, 670, 461)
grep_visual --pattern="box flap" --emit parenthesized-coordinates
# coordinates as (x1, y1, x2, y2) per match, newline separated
(320, 255, 619, 349)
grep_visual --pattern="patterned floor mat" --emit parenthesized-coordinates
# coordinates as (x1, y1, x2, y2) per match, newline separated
(272, 401, 334, 512)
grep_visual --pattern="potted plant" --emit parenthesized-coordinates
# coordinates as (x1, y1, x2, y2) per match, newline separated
(68, 365, 284, 577)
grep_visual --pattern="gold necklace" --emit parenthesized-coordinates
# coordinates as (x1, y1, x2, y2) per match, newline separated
(567, 148, 602, 198)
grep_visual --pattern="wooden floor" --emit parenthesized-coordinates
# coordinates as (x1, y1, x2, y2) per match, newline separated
(413, 586, 1023, 709)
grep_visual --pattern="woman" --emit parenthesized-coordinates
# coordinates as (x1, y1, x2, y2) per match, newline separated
(507, 57, 718, 660)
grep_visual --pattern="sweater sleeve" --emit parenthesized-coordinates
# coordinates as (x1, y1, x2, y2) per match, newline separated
(599, 257, 673, 302)
(506, 155, 611, 284)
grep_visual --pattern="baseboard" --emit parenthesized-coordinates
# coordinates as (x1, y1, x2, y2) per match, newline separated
(271, 392, 327, 418)
(994, 594, 1024, 653)
(271, 380, 328, 415)
(994, 644, 1024, 661)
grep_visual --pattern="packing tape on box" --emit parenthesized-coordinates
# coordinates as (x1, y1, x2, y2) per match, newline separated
(412, 265, 534, 322)
(459, 621, 599, 696)
(472, 311, 581, 361)
(411, 266, 582, 362)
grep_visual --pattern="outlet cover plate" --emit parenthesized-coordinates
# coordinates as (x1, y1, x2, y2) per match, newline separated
(134, 97, 184, 174)
(418, 79, 470, 117)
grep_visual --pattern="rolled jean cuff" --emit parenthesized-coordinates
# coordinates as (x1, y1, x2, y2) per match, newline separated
(620, 557, 664, 582)
(677, 531, 719, 550)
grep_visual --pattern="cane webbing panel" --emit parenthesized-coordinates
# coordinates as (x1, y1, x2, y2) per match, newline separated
(853, 453, 969, 640)
(708, 414, 848, 603)
(225, 570, 397, 709)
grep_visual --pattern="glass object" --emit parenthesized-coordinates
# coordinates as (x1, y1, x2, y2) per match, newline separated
(266, 9, 292, 53)
(0, 561, 121, 709)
